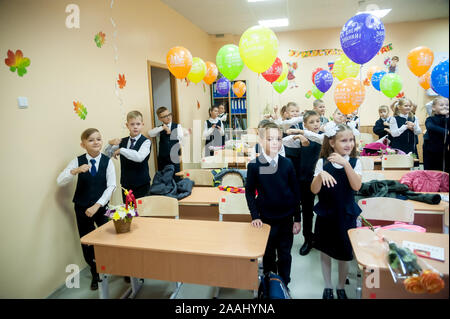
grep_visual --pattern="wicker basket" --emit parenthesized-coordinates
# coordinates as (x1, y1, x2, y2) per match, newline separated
(113, 218, 132, 233)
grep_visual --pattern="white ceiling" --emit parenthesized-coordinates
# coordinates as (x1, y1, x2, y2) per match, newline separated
(161, 0, 449, 35)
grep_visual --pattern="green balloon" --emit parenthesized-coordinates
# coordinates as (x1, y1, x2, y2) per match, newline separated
(272, 77, 288, 94)
(380, 73, 403, 98)
(312, 85, 324, 99)
(216, 44, 244, 80)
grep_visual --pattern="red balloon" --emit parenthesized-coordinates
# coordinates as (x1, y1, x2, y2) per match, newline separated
(312, 67, 324, 84)
(262, 57, 282, 83)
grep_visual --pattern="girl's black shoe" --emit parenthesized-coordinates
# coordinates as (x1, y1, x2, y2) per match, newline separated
(322, 288, 334, 299)
(336, 289, 348, 299)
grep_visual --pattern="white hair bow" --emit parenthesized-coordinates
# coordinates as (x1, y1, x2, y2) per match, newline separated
(324, 122, 338, 138)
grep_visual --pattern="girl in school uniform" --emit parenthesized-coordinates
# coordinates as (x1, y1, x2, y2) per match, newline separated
(311, 123, 362, 299)
(389, 98, 422, 156)
(423, 97, 450, 172)
(373, 105, 392, 140)
(203, 105, 225, 157)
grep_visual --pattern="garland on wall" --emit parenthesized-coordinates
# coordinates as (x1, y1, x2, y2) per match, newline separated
(288, 43, 393, 58)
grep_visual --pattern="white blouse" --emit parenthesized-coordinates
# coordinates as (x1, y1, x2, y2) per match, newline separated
(313, 155, 362, 177)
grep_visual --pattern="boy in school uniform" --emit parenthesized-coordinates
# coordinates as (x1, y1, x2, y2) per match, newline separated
(203, 105, 225, 157)
(246, 121, 302, 288)
(373, 105, 392, 140)
(105, 110, 151, 202)
(57, 128, 116, 290)
(313, 99, 329, 130)
(148, 106, 184, 179)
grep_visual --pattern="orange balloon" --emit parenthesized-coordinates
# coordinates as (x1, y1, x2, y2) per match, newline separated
(334, 78, 365, 115)
(366, 65, 382, 81)
(232, 81, 246, 98)
(203, 61, 218, 85)
(407, 46, 434, 77)
(166, 46, 193, 79)
(418, 71, 431, 90)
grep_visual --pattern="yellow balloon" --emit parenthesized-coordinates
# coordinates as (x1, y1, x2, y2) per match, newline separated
(239, 25, 279, 73)
(333, 54, 359, 81)
(187, 57, 206, 83)
(275, 61, 288, 83)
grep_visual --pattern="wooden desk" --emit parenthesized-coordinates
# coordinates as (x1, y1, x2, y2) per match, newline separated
(361, 156, 419, 170)
(81, 217, 270, 298)
(348, 228, 449, 299)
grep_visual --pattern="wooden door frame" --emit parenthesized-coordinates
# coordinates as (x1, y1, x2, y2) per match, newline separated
(146, 60, 180, 171)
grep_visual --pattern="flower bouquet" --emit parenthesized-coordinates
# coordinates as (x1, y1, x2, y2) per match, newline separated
(105, 188, 139, 233)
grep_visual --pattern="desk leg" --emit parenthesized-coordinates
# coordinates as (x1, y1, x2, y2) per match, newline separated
(255, 257, 263, 299)
(99, 274, 109, 299)
(169, 282, 183, 299)
(120, 277, 144, 299)
(212, 287, 220, 299)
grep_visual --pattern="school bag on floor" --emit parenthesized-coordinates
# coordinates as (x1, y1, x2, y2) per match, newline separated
(258, 272, 291, 299)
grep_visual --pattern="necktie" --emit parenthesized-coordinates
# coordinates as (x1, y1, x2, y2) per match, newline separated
(270, 159, 276, 167)
(130, 138, 136, 149)
(90, 159, 97, 176)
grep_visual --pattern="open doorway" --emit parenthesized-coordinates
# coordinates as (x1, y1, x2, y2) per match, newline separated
(147, 61, 180, 172)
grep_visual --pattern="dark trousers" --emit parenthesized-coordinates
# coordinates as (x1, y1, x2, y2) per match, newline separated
(423, 149, 449, 173)
(158, 155, 181, 182)
(261, 215, 294, 286)
(74, 204, 109, 277)
(121, 183, 150, 203)
(299, 180, 315, 242)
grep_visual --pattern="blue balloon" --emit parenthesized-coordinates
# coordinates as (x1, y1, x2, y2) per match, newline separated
(216, 77, 230, 95)
(340, 13, 385, 65)
(314, 70, 333, 93)
(431, 59, 449, 98)
(371, 70, 386, 91)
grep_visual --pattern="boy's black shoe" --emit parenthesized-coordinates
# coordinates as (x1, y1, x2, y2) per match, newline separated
(336, 289, 348, 299)
(90, 275, 100, 291)
(322, 288, 334, 299)
(299, 240, 313, 256)
(124, 276, 131, 283)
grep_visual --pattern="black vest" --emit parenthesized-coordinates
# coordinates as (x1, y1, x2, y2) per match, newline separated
(119, 135, 150, 188)
(283, 126, 301, 158)
(298, 140, 322, 182)
(72, 154, 109, 207)
(205, 120, 225, 155)
(158, 122, 180, 160)
(391, 116, 416, 154)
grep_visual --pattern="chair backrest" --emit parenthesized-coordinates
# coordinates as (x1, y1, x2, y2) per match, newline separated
(358, 197, 414, 223)
(220, 172, 244, 187)
(359, 133, 374, 146)
(381, 154, 414, 170)
(183, 169, 214, 186)
(361, 171, 385, 183)
(360, 157, 375, 170)
(137, 195, 179, 218)
(218, 193, 250, 220)
(200, 157, 227, 169)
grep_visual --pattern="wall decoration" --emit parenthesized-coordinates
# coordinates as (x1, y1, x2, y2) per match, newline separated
(288, 43, 393, 59)
(4, 49, 30, 77)
(117, 74, 126, 89)
(94, 32, 106, 48)
(287, 62, 299, 89)
(73, 101, 87, 120)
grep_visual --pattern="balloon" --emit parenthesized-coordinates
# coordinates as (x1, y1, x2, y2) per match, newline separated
(232, 81, 246, 98)
(312, 67, 324, 84)
(431, 59, 449, 98)
(239, 25, 278, 73)
(418, 71, 431, 90)
(312, 85, 325, 99)
(334, 78, 365, 114)
(216, 44, 244, 80)
(272, 77, 288, 94)
(366, 65, 382, 81)
(275, 60, 288, 83)
(371, 70, 386, 91)
(380, 73, 403, 98)
(407, 46, 434, 77)
(261, 57, 282, 83)
(216, 77, 230, 95)
(340, 13, 385, 64)
(333, 54, 359, 81)
(314, 70, 333, 93)
(186, 57, 206, 84)
(166, 46, 193, 79)
(203, 61, 218, 85)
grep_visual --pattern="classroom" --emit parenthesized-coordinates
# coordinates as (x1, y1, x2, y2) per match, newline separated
(0, 0, 448, 302)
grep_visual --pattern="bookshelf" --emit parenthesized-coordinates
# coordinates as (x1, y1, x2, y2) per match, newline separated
(211, 79, 248, 131)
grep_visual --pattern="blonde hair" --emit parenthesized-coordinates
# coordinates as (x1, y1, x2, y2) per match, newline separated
(127, 110, 143, 122)
(313, 99, 324, 107)
(431, 96, 449, 116)
(391, 98, 414, 117)
(280, 105, 287, 116)
(319, 124, 358, 159)
(81, 128, 99, 141)
(286, 101, 299, 110)
(258, 121, 282, 139)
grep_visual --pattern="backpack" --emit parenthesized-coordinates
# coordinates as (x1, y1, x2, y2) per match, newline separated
(258, 272, 291, 299)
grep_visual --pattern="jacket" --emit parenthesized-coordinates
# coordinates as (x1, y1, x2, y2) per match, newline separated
(400, 170, 449, 193)
(150, 164, 194, 200)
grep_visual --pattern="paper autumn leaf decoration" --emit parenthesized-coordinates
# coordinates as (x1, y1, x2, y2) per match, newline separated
(197, 100, 200, 109)
(396, 91, 405, 98)
(117, 74, 126, 89)
(305, 90, 312, 99)
(5, 50, 30, 77)
(94, 32, 106, 48)
(363, 78, 371, 86)
(73, 101, 88, 120)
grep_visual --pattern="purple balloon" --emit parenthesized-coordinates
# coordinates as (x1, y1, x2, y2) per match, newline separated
(371, 70, 386, 91)
(314, 70, 333, 93)
(340, 13, 385, 65)
(216, 77, 230, 95)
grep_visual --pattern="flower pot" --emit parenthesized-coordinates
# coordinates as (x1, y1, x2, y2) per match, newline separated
(113, 218, 132, 233)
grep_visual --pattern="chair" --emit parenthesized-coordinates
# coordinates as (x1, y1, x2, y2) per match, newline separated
(361, 171, 385, 183)
(360, 157, 375, 170)
(381, 154, 414, 170)
(220, 172, 244, 188)
(359, 133, 374, 146)
(218, 192, 250, 222)
(137, 195, 179, 218)
(182, 169, 214, 186)
(358, 197, 414, 223)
